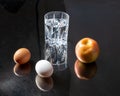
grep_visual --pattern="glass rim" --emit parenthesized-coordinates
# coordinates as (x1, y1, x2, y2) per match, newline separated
(44, 11, 69, 19)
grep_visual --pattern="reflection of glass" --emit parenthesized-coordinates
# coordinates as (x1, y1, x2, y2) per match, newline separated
(44, 11, 69, 71)
(13, 62, 31, 77)
(74, 60, 97, 80)
(35, 75, 53, 92)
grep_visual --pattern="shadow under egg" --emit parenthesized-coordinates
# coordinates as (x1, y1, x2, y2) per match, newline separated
(13, 62, 31, 77)
(35, 75, 53, 92)
(74, 59, 97, 80)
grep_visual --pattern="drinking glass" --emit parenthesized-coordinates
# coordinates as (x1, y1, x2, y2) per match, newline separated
(44, 11, 69, 71)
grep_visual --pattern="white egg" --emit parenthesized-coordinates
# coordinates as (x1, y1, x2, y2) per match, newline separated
(35, 60, 53, 78)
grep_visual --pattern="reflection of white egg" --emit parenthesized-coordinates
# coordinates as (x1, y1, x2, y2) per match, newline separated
(35, 60, 53, 78)
(35, 75, 53, 92)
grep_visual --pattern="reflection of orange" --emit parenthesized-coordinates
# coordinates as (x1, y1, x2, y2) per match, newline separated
(74, 59, 97, 80)
(13, 62, 31, 77)
(35, 75, 53, 92)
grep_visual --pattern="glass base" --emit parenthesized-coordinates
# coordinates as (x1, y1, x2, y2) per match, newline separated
(52, 64, 67, 71)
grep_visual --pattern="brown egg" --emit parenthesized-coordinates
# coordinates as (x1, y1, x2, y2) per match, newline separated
(13, 48, 31, 64)
(74, 59, 97, 80)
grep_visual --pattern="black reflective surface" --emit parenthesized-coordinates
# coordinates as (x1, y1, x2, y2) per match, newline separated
(0, 0, 120, 96)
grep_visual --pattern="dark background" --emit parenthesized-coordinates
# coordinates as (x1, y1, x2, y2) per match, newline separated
(0, 0, 120, 96)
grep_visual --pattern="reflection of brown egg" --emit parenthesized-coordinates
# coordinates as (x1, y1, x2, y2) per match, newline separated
(13, 62, 31, 77)
(74, 60, 97, 80)
(35, 75, 53, 92)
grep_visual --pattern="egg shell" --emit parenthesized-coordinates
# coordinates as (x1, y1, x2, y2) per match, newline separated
(35, 60, 53, 78)
(13, 48, 31, 64)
